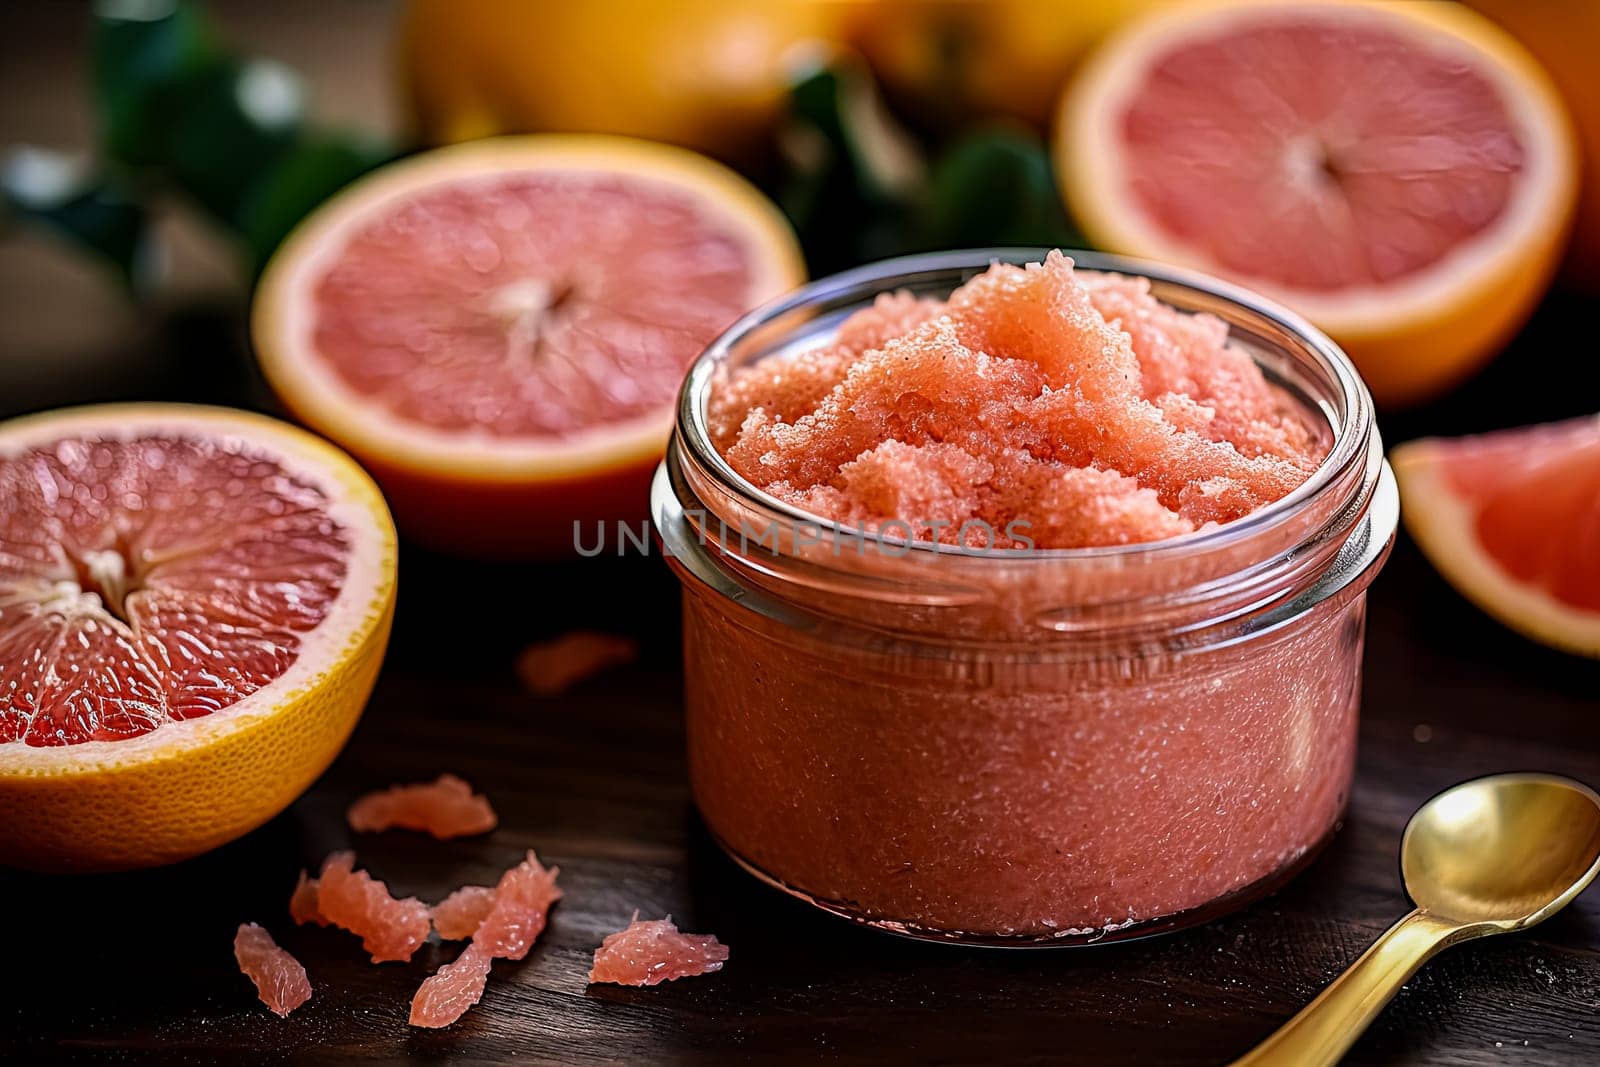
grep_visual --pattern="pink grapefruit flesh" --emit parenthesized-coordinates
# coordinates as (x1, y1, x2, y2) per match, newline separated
(408, 851, 562, 1029)
(0, 431, 349, 746)
(1392, 414, 1600, 656)
(346, 773, 497, 838)
(253, 136, 807, 555)
(714, 252, 1325, 548)
(515, 631, 638, 697)
(0, 405, 394, 874)
(469, 850, 563, 961)
(1436, 418, 1600, 614)
(314, 851, 432, 963)
(1060, 1, 1579, 406)
(410, 943, 493, 1029)
(588, 914, 729, 987)
(289, 871, 327, 927)
(1117, 14, 1521, 292)
(431, 885, 498, 941)
(308, 174, 758, 439)
(234, 923, 312, 1017)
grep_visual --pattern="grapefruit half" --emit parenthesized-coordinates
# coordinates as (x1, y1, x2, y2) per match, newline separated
(253, 135, 806, 556)
(1058, 0, 1579, 405)
(1392, 414, 1600, 658)
(0, 404, 397, 870)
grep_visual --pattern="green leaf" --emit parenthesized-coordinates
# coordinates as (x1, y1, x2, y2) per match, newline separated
(159, 57, 307, 226)
(1, 146, 159, 291)
(93, 0, 220, 167)
(238, 133, 394, 271)
(918, 128, 1084, 251)
(778, 60, 928, 274)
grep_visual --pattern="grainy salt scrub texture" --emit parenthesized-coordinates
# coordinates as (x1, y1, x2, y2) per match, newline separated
(710, 252, 1326, 547)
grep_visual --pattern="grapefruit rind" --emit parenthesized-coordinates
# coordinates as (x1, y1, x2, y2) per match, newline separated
(252, 134, 807, 486)
(0, 404, 397, 871)
(1392, 422, 1600, 658)
(1058, 0, 1579, 404)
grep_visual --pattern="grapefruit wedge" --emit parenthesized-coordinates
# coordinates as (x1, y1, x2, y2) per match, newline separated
(1058, 0, 1579, 405)
(253, 135, 806, 555)
(0, 404, 396, 870)
(1392, 415, 1600, 658)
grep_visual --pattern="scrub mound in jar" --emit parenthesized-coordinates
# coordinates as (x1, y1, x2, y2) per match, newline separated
(669, 251, 1396, 942)
(710, 251, 1327, 547)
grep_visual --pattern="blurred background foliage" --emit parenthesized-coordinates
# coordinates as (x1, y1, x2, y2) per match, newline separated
(3, 0, 390, 291)
(3, 0, 1595, 404)
(1, 0, 1092, 291)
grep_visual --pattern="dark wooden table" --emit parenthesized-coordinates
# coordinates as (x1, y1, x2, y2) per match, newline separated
(0, 286, 1596, 1066)
(2, 5, 1598, 1064)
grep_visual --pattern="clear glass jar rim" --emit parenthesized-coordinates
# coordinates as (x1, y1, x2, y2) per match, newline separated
(675, 247, 1375, 565)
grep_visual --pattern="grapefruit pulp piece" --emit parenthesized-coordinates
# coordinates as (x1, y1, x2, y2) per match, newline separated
(588, 913, 729, 986)
(0, 404, 395, 871)
(234, 923, 312, 1018)
(346, 773, 497, 838)
(289, 870, 328, 927)
(1392, 414, 1600, 658)
(462, 849, 563, 961)
(515, 631, 638, 696)
(409, 851, 562, 1028)
(431, 884, 498, 941)
(1058, 0, 1578, 405)
(314, 850, 433, 963)
(253, 135, 806, 556)
(410, 943, 493, 1029)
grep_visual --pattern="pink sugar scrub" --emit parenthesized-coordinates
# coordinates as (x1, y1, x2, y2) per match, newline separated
(662, 249, 1397, 942)
(709, 252, 1327, 548)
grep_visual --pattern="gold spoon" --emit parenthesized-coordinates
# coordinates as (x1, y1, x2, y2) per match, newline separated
(1231, 772, 1600, 1067)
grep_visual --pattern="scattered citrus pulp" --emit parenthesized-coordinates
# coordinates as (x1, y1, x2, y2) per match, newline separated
(410, 943, 494, 1029)
(461, 850, 563, 961)
(1466, 0, 1600, 287)
(314, 851, 433, 963)
(850, 0, 1169, 131)
(253, 135, 806, 555)
(1057, 0, 1579, 406)
(290, 870, 327, 927)
(515, 631, 639, 697)
(410, 851, 562, 1028)
(1391, 414, 1600, 658)
(0, 404, 395, 872)
(346, 773, 497, 838)
(431, 884, 498, 941)
(588, 914, 729, 987)
(234, 923, 313, 1018)
(399, 0, 847, 163)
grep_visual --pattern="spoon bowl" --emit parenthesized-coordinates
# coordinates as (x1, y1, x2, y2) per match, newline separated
(1403, 773, 1600, 928)
(1233, 772, 1600, 1066)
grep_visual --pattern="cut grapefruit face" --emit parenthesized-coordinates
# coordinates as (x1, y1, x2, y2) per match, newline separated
(253, 134, 806, 554)
(1392, 414, 1600, 657)
(0, 404, 396, 870)
(1059, 0, 1579, 405)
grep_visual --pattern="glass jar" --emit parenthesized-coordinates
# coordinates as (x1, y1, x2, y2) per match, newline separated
(652, 249, 1397, 945)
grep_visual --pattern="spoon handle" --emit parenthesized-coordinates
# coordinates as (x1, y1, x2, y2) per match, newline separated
(1229, 910, 1466, 1067)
